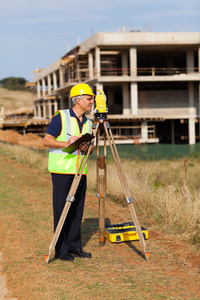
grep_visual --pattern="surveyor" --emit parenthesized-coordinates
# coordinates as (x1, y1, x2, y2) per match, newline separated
(43, 83, 95, 261)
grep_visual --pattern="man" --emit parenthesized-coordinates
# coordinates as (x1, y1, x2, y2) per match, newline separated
(43, 83, 95, 261)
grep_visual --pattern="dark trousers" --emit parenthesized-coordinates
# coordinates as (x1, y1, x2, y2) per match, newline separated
(51, 173, 87, 253)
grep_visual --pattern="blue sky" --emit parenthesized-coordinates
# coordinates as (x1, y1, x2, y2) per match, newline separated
(0, 0, 200, 82)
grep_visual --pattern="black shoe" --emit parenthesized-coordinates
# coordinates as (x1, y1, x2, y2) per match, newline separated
(69, 249, 92, 258)
(54, 252, 74, 261)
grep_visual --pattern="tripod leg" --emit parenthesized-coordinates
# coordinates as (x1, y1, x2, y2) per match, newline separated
(128, 202, 151, 260)
(99, 174, 106, 246)
(96, 128, 107, 246)
(44, 126, 99, 263)
(44, 200, 72, 263)
(103, 122, 151, 261)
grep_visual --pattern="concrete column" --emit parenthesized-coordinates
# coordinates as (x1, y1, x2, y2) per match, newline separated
(171, 120, 175, 144)
(38, 102, 41, 118)
(188, 117, 195, 144)
(88, 52, 94, 79)
(43, 100, 47, 119)
(187, 51, 194, 73)
(130, 46, 137, 77)
(188, 82, 194, 110)
(95, 46, 101, 78)
(54, 99, 58, 112)
(122, 51, 128, 76)
(59, 67, 64, 87)
(122, 83, 130, 115)
(48, 100, 52, 119)
(130, 82, 138, 115)
(34, 104, 37, 117)
(47, 75, 51, 95)
(188, 82, 196, 144)
(141, 121, 148, 141)
(42, 78, 46, 97)
(37, 81, 41, 99)
(188, 81, 196, 143)
(96, 82, 103, 92)
(53, 72, 57, 90)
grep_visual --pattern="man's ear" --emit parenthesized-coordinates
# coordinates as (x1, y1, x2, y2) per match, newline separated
(76, 97, 81, 105)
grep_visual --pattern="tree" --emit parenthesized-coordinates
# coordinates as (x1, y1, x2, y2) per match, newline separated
(0, 77, 29, 91)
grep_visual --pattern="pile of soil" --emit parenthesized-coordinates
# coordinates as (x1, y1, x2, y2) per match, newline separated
(0, 129, 47, 149)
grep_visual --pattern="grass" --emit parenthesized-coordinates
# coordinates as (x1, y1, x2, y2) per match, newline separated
(87, 158, 200, 245)
(0, 142, 48, 171)
(0, 141, 200, 246)
(0, 143, 199, 299)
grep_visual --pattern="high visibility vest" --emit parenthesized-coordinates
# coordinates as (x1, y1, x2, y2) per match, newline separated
(48, 109, 92, 175)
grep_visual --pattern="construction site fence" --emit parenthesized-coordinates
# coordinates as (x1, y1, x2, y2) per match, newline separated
(63, 67, 199, 82)
(99, 67, 199, 77)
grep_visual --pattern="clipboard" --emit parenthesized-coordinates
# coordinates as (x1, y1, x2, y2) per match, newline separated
(62, 133, 95, 154)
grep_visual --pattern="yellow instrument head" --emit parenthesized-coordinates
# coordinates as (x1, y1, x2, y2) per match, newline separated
(94, 89, 107, 113)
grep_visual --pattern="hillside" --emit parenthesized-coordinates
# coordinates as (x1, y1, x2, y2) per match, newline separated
(0, 87, 33, 111)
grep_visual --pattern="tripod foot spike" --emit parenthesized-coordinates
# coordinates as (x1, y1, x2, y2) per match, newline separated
(44, 254, 50, 263)
(145, 251, 151, 260)
(99, 237, 105, 246)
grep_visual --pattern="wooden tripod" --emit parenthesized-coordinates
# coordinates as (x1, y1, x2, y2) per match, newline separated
(44, 115, 151, 263)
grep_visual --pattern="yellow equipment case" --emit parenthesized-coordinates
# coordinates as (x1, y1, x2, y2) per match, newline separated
(105, 222, 148, 243)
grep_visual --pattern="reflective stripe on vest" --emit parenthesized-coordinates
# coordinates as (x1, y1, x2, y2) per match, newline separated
(48, 109, 92, 174)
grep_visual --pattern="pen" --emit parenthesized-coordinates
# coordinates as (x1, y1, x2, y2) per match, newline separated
(67, 133, 82, 137)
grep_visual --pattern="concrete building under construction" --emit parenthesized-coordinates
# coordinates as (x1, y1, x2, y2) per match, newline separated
(32, 32, 200, 144)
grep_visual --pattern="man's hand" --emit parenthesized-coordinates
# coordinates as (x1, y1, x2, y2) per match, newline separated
(79, 141, 89, 152)
(69, 136, 79, 144)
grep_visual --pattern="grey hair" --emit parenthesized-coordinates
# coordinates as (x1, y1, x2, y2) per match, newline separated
(71, 95, 84, 106)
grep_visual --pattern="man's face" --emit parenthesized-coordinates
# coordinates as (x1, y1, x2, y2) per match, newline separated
(79, 95, 94, 112)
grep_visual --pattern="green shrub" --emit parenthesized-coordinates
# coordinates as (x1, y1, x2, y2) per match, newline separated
(0, 76, 30, 91)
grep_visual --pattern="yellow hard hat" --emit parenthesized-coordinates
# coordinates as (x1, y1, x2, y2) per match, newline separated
(70, 83, 95, 98)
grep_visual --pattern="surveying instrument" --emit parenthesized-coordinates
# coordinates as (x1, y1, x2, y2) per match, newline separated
(44, 90, 151, 263)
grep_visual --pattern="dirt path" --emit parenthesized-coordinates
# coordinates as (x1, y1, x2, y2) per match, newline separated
(0, 152, 200, 299)
(0, 252, 17, 300)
